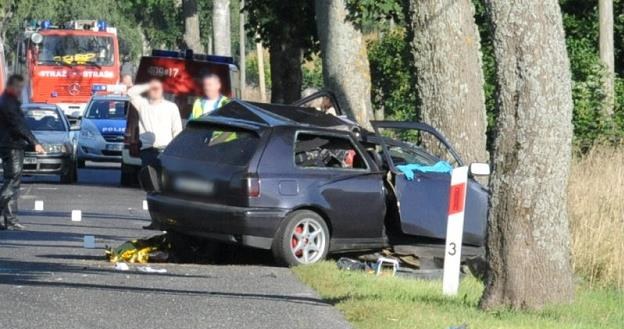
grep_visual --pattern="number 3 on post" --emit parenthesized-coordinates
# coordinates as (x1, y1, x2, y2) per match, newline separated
(442, 166, 469, 296)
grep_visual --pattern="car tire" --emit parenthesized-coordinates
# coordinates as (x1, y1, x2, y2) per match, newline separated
(60, 162, 78, 184)
(120, 163, 139, 187)
(272, 210, 330, 267)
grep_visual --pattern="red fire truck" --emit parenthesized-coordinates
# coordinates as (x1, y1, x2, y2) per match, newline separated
(14, 20, 121, 119)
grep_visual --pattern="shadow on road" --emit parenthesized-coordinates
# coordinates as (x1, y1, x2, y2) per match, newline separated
(0, 258, 332, 307)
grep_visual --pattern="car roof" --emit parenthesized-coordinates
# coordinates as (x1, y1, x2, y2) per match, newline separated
(202, 100, 351, 130)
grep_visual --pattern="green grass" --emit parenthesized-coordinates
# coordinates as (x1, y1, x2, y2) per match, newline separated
(293, 262, 624, 329)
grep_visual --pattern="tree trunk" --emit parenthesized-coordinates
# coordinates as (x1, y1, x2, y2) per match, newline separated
(239, 0, 246, 98)
(315, 0, 374, 128)
(480, 0, 575, 310)
(182, 0, 204, 53)
(599, 0, 614, 116)
(213, 0, 231, 56)
(256, 42, 267, 102)
(269, 38, 303, 104)
(408, 0, 488, 164)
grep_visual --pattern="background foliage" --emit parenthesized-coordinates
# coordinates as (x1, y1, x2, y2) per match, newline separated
(1, 0, 623, 149)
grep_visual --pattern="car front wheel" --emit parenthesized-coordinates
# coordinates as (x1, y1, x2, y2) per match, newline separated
(272, 210, 330, 267)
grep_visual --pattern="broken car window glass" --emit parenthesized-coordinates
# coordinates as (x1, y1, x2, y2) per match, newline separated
(294, 133, 367, 170)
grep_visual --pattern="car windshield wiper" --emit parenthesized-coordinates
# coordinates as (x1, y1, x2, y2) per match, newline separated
(84, 61, 102, 69)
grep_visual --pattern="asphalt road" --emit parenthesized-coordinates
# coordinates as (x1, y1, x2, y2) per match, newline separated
(0, 163, 351, 329)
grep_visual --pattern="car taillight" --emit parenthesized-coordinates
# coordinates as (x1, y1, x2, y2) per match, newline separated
(246, 176, 261, 198)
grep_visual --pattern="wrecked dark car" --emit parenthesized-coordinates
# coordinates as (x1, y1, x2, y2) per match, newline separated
(143, 95, 489, 266)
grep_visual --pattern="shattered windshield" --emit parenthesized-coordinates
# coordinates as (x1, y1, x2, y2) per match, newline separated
(38, 35, 114, 66)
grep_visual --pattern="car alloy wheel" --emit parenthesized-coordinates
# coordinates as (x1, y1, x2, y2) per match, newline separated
(289, 217, 327, 264)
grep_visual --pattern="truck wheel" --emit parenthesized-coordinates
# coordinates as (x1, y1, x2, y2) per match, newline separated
(60, 163, 78, 184)
(272, 210, 330, 267)
(120, 163, 139, 187)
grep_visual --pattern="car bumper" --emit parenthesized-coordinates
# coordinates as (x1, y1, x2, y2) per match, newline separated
(77, 139, 123, 162)
(6, 153, 73, 176)
(147, 193, 289, 250)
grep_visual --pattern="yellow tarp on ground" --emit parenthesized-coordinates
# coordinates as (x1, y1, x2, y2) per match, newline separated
(105, 234, 170, 264)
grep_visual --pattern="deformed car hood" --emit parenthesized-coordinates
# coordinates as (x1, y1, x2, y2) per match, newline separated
(33, 131, 70, 144)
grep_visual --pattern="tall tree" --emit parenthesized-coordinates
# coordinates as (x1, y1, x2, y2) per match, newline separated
(315, 0, 375, 128)
(213, 0, 231, 56)
(599, 0, 614, 115)
(407, 0, 488, 164)
(480, 0, 575, 310)
(244, 0, 317, 104)
(182, 0, 204, 52)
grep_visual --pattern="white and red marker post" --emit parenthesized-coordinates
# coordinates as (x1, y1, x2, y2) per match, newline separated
(442, 166, 469, 296)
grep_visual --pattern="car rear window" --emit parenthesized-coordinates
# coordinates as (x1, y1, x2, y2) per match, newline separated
(164, 125, 260, 166)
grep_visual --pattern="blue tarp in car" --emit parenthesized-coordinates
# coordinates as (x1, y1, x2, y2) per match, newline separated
(396, 161, 453, 181)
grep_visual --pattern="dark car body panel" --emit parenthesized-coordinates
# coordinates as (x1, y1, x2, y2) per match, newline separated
(370, 121, 489, 247)
(394, 173, 487, 246)
(145, 99, 489, 253)
(148, 193, 287, 249)
(253, 126, 387, 241)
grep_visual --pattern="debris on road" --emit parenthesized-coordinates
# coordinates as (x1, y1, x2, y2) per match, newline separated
(113, 262, 130, 271)
(34, 200, 44, 211)
(105, 232, 225, 264)
(83, 235, 96, 249)
(71, 210, 82, 222)
(137, 266, 167, 274)
(105, 234, 171, 264)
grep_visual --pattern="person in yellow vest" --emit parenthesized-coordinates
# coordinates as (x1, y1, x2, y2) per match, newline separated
(189, 73, 230, 120)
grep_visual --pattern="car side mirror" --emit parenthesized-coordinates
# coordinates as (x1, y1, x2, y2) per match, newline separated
(469, 163, 490, 176)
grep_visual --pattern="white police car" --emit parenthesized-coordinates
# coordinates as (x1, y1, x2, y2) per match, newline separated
(77, 94, 128, 167)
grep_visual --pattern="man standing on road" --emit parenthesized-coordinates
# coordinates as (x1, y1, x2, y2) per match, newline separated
(189, 74, 229, 120)
(0, 75, 45, 230)
(127, 79, 182, 230)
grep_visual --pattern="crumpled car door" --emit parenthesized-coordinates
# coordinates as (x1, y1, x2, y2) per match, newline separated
(370, 121, 488, 246)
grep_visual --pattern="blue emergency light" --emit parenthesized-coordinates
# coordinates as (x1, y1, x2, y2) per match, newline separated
(91, 84, 107, 93)
(151, 49, 235, 64)
(97, 20, 107, 32)
(41, 20, 52, 29)
(151, 50, 183, 58)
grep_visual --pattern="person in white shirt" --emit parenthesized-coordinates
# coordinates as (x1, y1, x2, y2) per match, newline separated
(127, 79, 182, 230)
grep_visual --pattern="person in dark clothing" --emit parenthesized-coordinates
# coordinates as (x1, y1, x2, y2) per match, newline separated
(0, 75, 45, 230)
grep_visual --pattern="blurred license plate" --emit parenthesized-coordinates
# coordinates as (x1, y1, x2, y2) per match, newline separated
(174, 177, 214, 194)
(24, 157, 37, 164)
(106, 144, 123, 151)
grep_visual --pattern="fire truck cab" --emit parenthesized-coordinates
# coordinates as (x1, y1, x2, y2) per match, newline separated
(14, 20, 121, 121)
